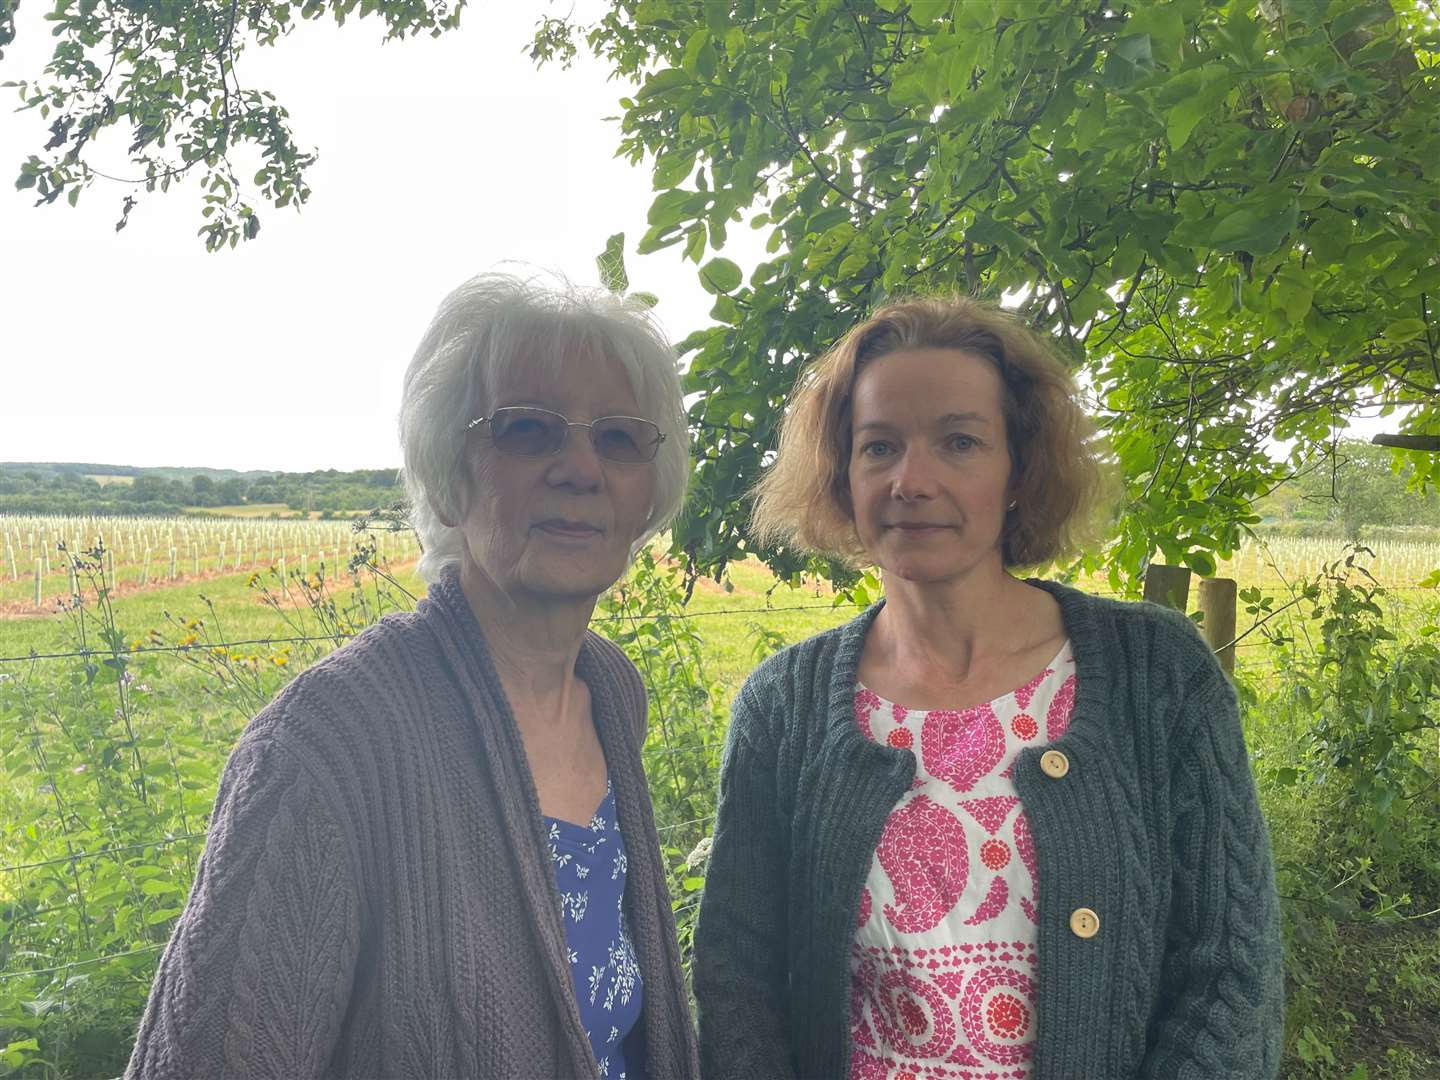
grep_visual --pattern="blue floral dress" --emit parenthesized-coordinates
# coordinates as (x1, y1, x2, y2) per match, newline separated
(543, 781, 645, 1079)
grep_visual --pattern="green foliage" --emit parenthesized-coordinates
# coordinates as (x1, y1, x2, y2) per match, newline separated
(593, 549, 733, 966)
(546, 0, 1440, 583)
(1250, 549, 1440, 917)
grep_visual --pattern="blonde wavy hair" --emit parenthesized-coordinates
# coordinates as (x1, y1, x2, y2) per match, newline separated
(750, 295, 1106, 569)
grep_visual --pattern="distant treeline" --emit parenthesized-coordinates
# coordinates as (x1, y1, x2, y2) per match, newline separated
(1256, 440, 1440, 536)
(0, 467, 401, 517)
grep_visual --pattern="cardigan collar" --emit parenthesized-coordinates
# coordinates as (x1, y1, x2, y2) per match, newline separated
(412, 569, 630, 1078)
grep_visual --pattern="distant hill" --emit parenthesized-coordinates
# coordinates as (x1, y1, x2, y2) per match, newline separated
(0, 462, 355, 483)
(0, 462, 403, 518)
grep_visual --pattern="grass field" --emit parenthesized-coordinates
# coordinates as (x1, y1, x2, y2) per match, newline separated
(0, 529, 1436, 1079)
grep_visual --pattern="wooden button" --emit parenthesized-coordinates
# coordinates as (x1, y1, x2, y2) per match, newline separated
(1040, 749, 1070, 779)
(1070, 907, 1100, 939)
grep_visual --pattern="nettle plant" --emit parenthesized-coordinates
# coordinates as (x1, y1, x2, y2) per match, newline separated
(1248, 548, 1440, 920)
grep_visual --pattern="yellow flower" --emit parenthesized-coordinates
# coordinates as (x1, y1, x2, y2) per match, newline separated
(179, 633, 199, 647)
(272, 654, 288, 667)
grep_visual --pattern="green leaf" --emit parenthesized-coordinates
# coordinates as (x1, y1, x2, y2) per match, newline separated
(1208, 203, 1298, 255)
(698, 256, 742, 294)
(681, 29, 711, 77)
(637, 68, 689, 100)
(724, 26, 745, 63)
(1381, 318, 1427, 343)
(596, 231, 628, 294)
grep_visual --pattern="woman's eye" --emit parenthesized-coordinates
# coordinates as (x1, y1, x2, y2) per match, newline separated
(946, 434, 979, 452)
(860, 441, 894, 458)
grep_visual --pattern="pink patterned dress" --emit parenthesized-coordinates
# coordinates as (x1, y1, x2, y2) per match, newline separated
(848, 643, 1075, 1080)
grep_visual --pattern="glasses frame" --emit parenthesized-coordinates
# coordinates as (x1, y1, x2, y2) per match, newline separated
(465, 406, 667, 464)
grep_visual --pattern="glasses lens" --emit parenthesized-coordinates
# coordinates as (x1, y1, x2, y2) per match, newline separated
(489, 408, 566, 456)
(592, 417, 661, 463)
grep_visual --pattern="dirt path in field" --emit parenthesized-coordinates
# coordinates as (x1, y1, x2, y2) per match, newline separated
(0, 559, 419, 620)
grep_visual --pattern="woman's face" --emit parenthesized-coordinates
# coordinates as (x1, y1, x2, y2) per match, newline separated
(847, 348, 1014, 587)
(454, 348, 657, 607)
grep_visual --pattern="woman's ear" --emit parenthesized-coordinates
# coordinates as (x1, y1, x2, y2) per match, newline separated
(435, 474, 468, 529)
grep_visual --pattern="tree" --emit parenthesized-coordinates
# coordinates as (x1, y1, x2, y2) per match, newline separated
(547, 0, 1440, 583)
(1272, 437, 1440, 535)
(9, 0, 1439, 583)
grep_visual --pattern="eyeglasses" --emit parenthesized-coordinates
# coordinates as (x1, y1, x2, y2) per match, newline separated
(465, 407, 666, 464)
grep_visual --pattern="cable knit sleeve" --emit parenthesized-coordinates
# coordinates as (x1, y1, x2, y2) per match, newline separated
(1139, 668, 1285, 1079)
(125, 730, 362, 1080)
(693, 687, 797, 1080)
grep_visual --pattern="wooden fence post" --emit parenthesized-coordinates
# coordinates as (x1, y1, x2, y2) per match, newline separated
(1198, 577, 1238, 674)
(1142, 564, 1192, 611)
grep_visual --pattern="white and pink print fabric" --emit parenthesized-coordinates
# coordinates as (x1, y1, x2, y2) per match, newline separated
(848, 642, 1076, 1080)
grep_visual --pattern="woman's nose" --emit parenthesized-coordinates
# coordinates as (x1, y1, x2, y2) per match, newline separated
(545, 427, 605, 491)
(890, 448, 938, 500)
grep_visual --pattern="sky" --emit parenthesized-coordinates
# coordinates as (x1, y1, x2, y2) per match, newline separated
(0, 1, 765, 472)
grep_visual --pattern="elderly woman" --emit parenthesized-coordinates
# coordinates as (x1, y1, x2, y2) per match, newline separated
(126, 274, 700, 1079)
(693, 297, 1284, 1079)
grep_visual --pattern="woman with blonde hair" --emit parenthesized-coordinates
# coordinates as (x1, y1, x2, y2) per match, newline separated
(693, 296, 1283, 1079)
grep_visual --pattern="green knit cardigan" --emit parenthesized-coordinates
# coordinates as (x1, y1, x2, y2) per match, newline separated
(693, 581, 1284, 1079)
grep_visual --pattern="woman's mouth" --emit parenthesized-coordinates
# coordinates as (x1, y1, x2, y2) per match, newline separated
(535, 519, 603, 538)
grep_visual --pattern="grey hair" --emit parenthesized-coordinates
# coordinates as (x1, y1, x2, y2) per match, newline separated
(398, 272, 690, 584)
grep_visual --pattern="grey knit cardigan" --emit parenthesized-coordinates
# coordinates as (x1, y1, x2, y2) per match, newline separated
(693, 582, 1285, 1079)
(126, 570, 700, 1079)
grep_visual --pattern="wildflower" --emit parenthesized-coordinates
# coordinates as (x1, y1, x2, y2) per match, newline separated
(684, 836, 713, 871)
(178, 634, 199, 647)
(272, 655, 288, 667)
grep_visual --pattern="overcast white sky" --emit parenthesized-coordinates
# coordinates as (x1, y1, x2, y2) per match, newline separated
(0, 2, 763, 472)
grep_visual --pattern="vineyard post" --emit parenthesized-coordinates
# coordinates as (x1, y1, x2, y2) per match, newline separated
(1142, 564, 1193, 612)
(1198, 578, 1238, 674)
(33, 560, 41, 607)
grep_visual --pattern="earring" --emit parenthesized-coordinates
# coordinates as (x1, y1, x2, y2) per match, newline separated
(1007, 500, 1018, 511)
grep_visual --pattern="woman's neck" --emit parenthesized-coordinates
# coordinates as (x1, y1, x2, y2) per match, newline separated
(458, 562, 594, 722)
(871, 565, 1058, 689)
